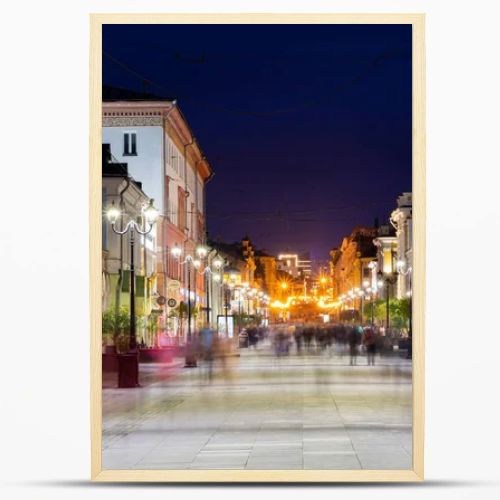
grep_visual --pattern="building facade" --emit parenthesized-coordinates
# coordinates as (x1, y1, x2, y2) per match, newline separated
(102, 146, 158, 346)
(373, 224, 398, 300)
(390, 192, 413, 298)
(102, 88, 213, 339)
(330, 226, 378, 301)
(277, 252, 311, 278)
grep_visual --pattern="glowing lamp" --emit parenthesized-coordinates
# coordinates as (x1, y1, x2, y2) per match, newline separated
(143, 199, 159, 224)
(106, 201, 121, 224)
(196, 245, 208, 258)
(171, 244, 182, 258)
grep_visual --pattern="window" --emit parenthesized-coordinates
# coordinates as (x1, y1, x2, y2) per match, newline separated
(178, 187, 186, 229)
(189, 203, 196, 240)
(123, 132, 137, 156)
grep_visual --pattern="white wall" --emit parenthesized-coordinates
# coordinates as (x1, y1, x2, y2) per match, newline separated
(103, 126, 164, 212)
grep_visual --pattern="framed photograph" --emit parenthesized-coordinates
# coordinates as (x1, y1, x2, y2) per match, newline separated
(90, 13, 425, 482)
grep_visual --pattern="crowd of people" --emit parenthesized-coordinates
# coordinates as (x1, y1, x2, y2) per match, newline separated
(269, 323, 403, 365)
(182, 321, 408, 383)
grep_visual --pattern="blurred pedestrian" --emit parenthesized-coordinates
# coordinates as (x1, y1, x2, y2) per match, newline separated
(347, 325, 361, 365)
(199, 324, 215, 381)
(294, 326, 303, 355)
(362, 326, 377, 366)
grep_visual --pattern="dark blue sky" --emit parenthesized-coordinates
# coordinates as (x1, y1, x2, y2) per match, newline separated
(103, 24, 412, 260)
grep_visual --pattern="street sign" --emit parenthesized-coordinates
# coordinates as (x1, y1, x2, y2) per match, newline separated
(167, 298, 177, 308)
(156, 295, 166, 306)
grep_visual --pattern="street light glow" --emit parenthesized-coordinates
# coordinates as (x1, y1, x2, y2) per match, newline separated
(196, 245, 208, 258)
(143, 199, 159, 224)
(106, 201, 121, 224)
(171, 244, 182, 258)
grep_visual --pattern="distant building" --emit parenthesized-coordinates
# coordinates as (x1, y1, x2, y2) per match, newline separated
(277, 252, 311, 278)
(254, 249, 278, 298)
(329, 226, 378, 300)
(209, 237, 270, 318)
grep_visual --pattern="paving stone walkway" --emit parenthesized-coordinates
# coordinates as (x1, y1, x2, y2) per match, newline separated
(102, 348, 412, 470)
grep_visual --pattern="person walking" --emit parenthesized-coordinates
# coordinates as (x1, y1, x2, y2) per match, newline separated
(362, 326, 377, 366)
(199, 324, 215, 382)
(347, 326, 360, 366)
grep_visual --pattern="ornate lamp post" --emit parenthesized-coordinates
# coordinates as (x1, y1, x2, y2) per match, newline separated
(209, 255, 223, 326)
(377, 253, 398, 335)
(396, 259, 413, 358)
(364, 285, 377, 326)
(106, 198, 159, 388)
(171, 243, 210, 341)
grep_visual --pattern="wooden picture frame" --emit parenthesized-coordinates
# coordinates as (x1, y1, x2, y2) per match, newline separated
(90, 13, 425, 482)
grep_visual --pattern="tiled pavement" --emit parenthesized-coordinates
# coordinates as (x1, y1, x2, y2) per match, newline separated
(102, 348, 412, 470)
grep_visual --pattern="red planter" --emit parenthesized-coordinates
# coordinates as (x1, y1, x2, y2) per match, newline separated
(117, 353, 140, 388)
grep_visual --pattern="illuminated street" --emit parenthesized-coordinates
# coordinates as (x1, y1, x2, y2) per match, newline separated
(103, 346, 412, 470)
(100, 24, 415, 473)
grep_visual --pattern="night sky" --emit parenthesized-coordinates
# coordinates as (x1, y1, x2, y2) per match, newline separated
(103, 24, 412, 261)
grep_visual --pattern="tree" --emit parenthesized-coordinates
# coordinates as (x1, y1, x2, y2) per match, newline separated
(373, 298, 410, 331)
(102, 306, 133, 352)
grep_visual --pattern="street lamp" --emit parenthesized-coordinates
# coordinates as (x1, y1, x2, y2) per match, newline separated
(357, 288, 366, 324)
(235, 286, 244, 333)
(396, 259, 413, 358)
(364, 286, 376, 326)
(377, 256, 398, 335)
(171, 243, 210, 342)
(106, 198, 158, 388)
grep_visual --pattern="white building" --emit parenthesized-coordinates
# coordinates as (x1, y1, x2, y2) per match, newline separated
(102, 147, 158, 344)
(277, 252, 311, 278)
(102, 87, 213, 337)
(390, 192, 413, 298)
(372, 193, 413, 301)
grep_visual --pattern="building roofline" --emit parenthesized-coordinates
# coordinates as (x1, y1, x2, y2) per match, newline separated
(102, 86, 213, 179)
